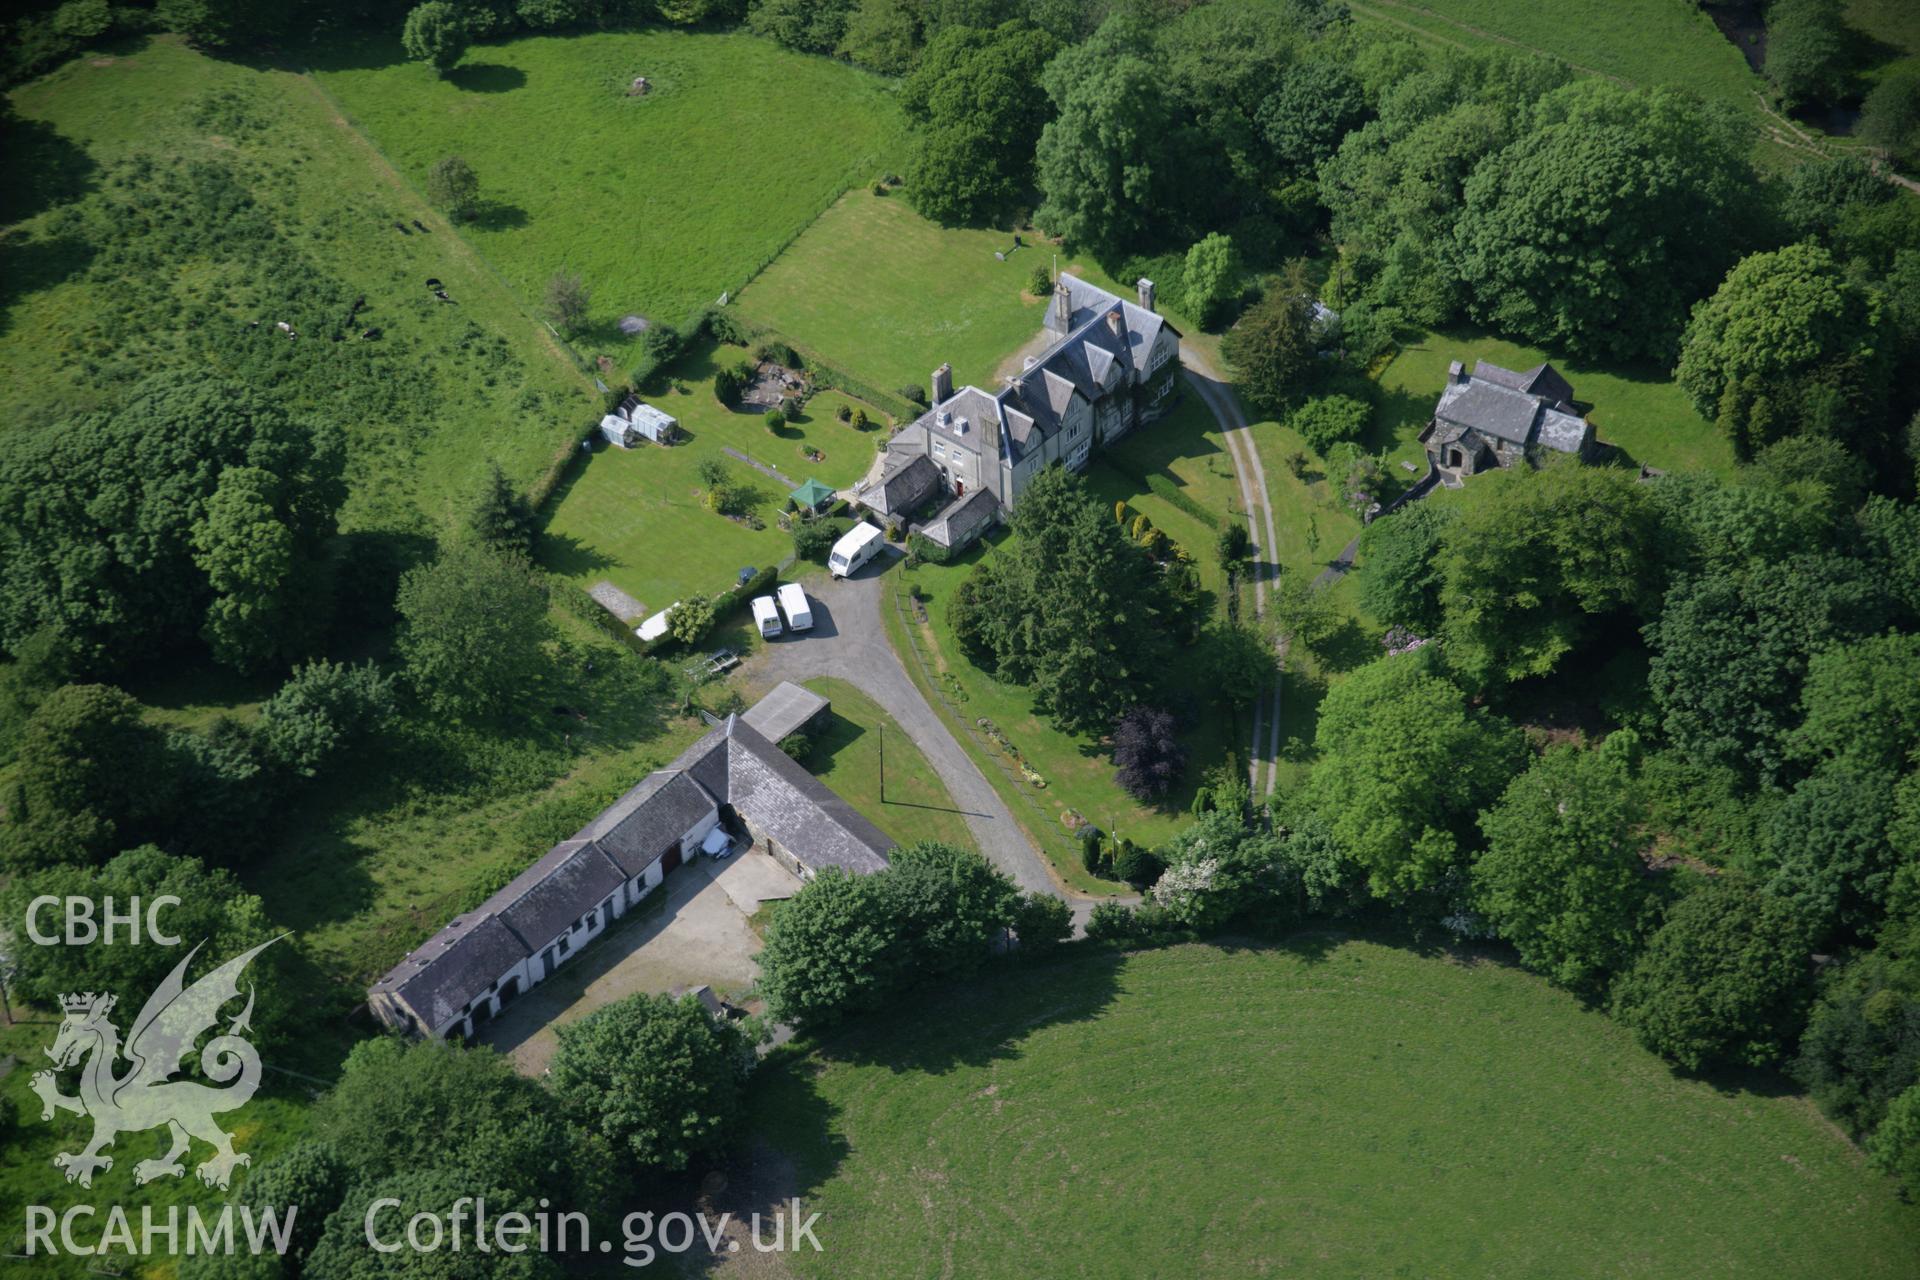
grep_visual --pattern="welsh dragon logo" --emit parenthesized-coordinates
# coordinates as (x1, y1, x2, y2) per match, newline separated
(29, 938, 280, 1191)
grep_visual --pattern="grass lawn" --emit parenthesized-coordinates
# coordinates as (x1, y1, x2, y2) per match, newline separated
(791, 676, 975, 850)
(735, 191, 1210, 397)
(2, 36, 596, 531)
(890, 528, 1236, 869)
(1345, 0, 1775, 117)
(538, 337, 892, 612)
(750, 936, 1920, 1279)
(313, 31, 907, 358)
(735, 190, 1052, 395)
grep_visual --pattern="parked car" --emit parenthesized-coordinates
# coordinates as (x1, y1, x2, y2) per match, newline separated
(828, 521, 884, 578)
(751, 595, 782, 639)
(777, 582, 813, 631)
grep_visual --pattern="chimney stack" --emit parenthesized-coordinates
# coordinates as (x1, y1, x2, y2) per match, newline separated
(1137, 278, 1155, 312)
(1051, 280, 1071, 332)
(1448, 359, 1465, 382)
(931, 362, 953, 404)
(1105, 308, 1124, 339)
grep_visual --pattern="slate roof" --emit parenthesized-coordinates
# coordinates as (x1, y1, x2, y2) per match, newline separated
(722, 716, 893, 875)
(381, 913, 529, 1033)
(585, 771, 718, 877)
(493, 841, 627, 958)
(1472, 360, 1573, 406)
(922, 487, 999, 550)
(905, 275, 1181, 471)
(370, 685, 892, 1033)
(742, 680, 830, 746)
(1433, 361, 1590, 456)
(860, 452, 941, 516)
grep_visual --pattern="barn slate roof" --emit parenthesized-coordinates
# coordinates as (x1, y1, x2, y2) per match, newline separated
(585, 770, 718, 878)
(722, 715, 893, 875)
(493, 840, 627, 957)
(382, 913, 529, 1033)
(370, 685, 893, 1034)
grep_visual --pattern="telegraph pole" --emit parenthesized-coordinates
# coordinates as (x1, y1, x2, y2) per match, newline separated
(879, 723, 886, 803)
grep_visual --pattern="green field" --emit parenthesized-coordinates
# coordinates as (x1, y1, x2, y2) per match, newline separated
(1848, 0, 1920, 96)
(794, 676, 975, 850)
(751, 937, 1920, 1279)
(2, 35, 595, 530)
(314, 31, 907, 356)
(736, 190, 1053, 394)
(1347, 0, 1764, 108)
(735, 191, 1208, 396)
(0, 1019, 317, 1269)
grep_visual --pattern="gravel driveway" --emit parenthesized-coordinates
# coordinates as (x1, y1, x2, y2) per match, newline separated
(739, 555, 1067, 900)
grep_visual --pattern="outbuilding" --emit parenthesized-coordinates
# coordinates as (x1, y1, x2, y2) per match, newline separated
(599, 399, 679, 448)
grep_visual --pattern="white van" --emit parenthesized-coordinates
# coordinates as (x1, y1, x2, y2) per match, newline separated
(750, 595, 782, 639)
(777, 582, 813, 632)
(828, 522, 885, 579)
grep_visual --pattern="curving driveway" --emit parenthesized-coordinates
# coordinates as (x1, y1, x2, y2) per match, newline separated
(736, 557, 1073, 902)
(1182, 350, 1285, 800)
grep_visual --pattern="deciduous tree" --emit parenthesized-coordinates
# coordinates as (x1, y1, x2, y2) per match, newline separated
(1611, 878, 1813, 1071)
(402, 2, 469, 76)
(0, 684, 164, 869)
(394, 546, 550, 720)
(1111, 704, 1187, 801)
(1473, 734, 1653, 992)
(1449, 82, 1753, 361)
(1675, 242, 1888, 459)
(1435, 465, 1665, 689)
(902, 21, 1061, 226)
(544, 270, 590, 335)
(1298, 653, 1524, 899)
(1181, 232, 1242, 328)
(551, 991, 751, 1172)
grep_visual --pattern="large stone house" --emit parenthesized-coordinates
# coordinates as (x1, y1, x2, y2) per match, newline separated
(1420, 359, 1596, 486)
(367, 685, 890, 1042)
(856, 275, 1182, 550)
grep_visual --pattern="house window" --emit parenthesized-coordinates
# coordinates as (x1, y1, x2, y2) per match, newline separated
(933, 441, 945, 457)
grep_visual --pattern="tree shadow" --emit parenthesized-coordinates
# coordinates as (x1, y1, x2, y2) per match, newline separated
(470, 201, 529, 231)
(1362, 384, 1432, 455)
(0, 107, 98, 225)
(0, 228, 95, 338)
(537, 530, 616, 579)
(448, 63, 526, 94)
(1312, 617, 1377, 674)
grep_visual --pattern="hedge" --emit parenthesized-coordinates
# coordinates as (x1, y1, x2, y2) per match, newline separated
(1101, 453, 1224, 531)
